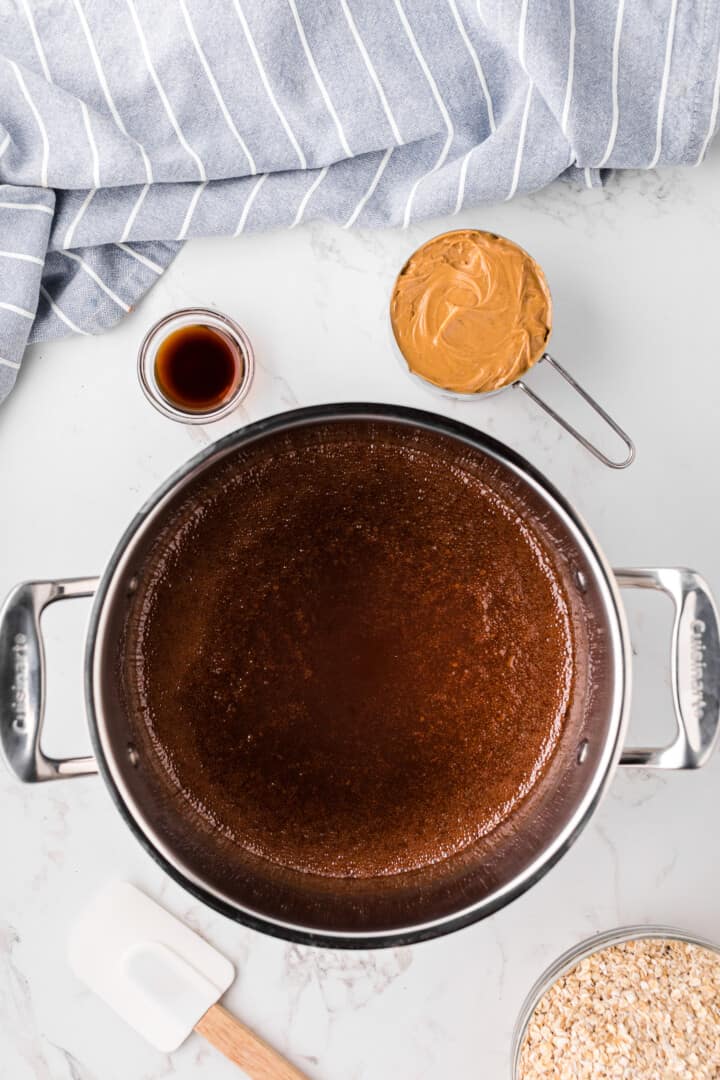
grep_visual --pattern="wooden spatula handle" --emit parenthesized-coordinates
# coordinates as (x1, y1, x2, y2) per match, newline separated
(195, 1003, 310, 1079)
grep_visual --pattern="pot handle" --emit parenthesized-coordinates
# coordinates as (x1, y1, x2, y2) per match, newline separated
(615, 568, 720, 768)
(516, 355, 636, 469)
(0, 578, 100, 782)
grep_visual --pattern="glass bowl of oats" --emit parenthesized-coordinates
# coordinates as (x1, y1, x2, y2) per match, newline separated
(513, 926, 720, 1079)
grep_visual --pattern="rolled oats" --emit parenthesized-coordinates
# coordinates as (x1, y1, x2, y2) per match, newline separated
(518, 938, 720, 1078)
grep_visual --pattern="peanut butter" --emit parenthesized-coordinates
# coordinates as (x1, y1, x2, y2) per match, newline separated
(390, 230, 552, 394)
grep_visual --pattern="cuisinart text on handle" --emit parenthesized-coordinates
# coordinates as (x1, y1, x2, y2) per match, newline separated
(689, 619, 707, 719)
(10, 633, 28, 732)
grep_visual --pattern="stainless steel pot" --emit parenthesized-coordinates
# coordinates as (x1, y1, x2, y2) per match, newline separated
(1, 405, 719, 948)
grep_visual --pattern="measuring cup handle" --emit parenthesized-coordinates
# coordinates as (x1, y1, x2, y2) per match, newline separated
(516, 354, 635, 469)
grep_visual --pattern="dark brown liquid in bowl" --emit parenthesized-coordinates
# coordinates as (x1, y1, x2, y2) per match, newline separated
(154, 324, 242, 412)
(125, 423, 573, 879)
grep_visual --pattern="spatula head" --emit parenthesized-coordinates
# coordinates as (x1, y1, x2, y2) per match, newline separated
(68, 882, 234, 1052)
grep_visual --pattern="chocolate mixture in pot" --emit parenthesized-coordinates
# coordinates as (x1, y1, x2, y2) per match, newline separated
(126, 423, 573, 878)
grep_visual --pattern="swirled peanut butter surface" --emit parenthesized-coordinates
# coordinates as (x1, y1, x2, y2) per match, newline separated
(391, 230, 552, 394)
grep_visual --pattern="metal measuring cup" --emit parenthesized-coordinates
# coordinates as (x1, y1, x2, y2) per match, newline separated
(390, 230, 635, 470)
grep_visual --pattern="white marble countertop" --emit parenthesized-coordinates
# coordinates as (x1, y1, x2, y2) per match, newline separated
(2, 147, 720, 1080)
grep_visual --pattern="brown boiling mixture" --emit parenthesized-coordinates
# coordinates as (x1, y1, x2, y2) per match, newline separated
(126, 424, 574, 878)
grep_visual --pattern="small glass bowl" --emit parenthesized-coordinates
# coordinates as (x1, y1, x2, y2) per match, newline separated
(511, 924, 720, 1078)
(137, 307, 254, 424)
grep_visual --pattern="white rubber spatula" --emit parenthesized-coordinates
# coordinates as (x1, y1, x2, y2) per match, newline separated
(68, 881, 309, 1079)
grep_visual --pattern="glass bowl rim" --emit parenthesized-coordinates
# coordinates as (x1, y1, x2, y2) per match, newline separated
(137, 306, 255, 424)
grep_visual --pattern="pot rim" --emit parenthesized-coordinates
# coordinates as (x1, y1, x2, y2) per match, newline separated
(84, 403, 631, 949)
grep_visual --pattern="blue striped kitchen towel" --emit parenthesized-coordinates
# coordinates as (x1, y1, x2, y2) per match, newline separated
(1, 0, 719, 403)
